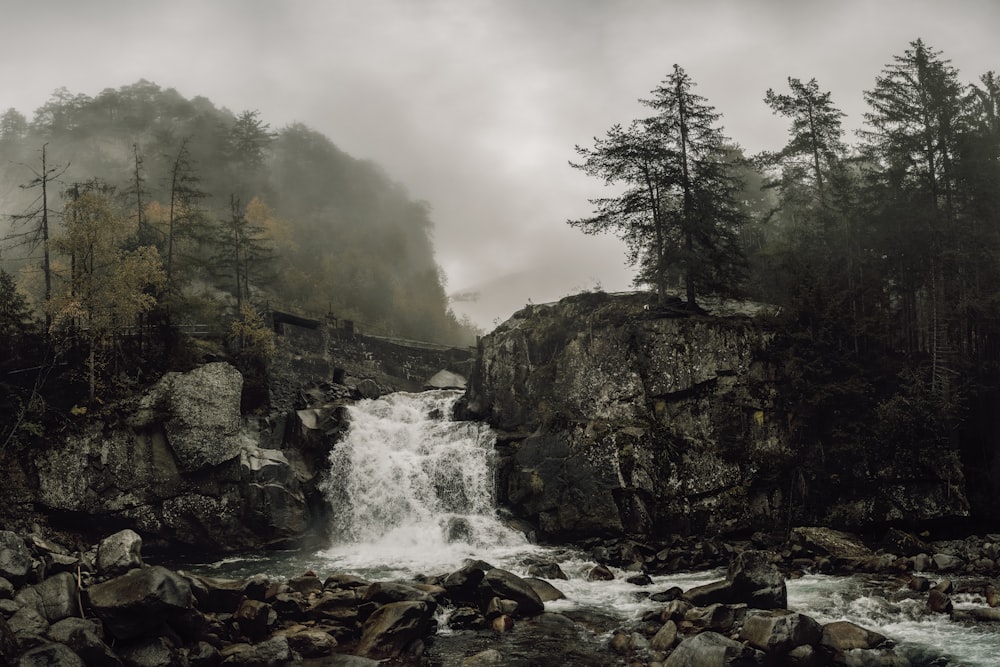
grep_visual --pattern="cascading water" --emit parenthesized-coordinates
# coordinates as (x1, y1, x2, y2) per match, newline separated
(317, 390, 535, 577)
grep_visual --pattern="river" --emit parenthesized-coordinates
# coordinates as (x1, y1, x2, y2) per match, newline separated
(185, 390, 998, 665)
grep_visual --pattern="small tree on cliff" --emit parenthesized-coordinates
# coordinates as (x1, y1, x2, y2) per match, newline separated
(570, 64, 747, 306)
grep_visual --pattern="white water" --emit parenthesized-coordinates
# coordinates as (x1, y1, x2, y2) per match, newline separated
(189, 391, 996, 665)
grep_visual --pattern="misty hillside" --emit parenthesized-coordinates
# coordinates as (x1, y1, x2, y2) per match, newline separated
(0, 80, 477, 346)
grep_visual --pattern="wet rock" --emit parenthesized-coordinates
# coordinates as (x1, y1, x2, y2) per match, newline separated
(650, 586, 683, 602)
(186, 574, 249, 613)
(490, 614, 514, 633)
(442, 563, 485, 606)
(219, 635, 291, 666)
(285, 573, 322, 596)
(96, 529, 143, 577)
(280, 628, 337, 657)
(728, 550, 786, 609)
(932, 553, 963, 572)
(362, 581, 436, 605)
(355, 601, 435, 660)
(118, 636, 180, 667)
(525, 562, 567, 580)
(649, 619, 678, 651)
(483, 569, 544, 617)
(7, 605, 48, 644)
(587, 564, 615, 581)
(664, 630, 763, 666)
(15, 642, 84, 667)
(789, 527, 873, 562)
(86, 566, 194, 640)
(234, 599, 277, 641)
(739, 609, 822, 655)
(927, 588, 953, 614)
(447, 607, 486, 630)
(820, 620, 887, 652)
(880, 528, 929, 557)
(20, 571, 80, 623)
(684, 603, 744, 633)
(461, 648, 503, 666)
(304, 590, 359, 623)
(0, 532, 33, 583)
(0, 615, 18, 666)
(186, 640, 220, 667)
(46, 617, 120, 666)
(523, 577, 566, 602)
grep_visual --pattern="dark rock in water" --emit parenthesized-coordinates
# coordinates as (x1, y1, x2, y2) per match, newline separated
(728, 550, 786, 609)
(586, 564, 614, 581)
(820, 620, 888, 652)
(740, 609, 822, 655)
(525, 562, 567, 580)
(483, 569, 544, 617)
(927, 588, 953, 614)
(281, 628, 338, 658)
(362, 581, 436, 606)
(355, 601, 435, 660)
(443, 563, 486, 606)
(626, 573, 653, 586)
(86, 566, 194, 640)
(447, 606, 486, 630)
(445, 517, 473, 543)
(523, 577, 566, 603)
(880, 527, 930, 557)
(650, 586, 683, 602)
(664, 630, 763, 666)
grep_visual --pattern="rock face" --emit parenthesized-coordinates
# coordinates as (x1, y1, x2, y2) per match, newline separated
(465, 291, 970, 541)
(34, 362, 313, 552)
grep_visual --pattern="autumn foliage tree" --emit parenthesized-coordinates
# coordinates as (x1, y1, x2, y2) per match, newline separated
(49, 182, 165, 403)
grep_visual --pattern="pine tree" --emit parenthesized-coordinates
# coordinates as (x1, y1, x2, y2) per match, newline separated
(570, 65, 747, 306)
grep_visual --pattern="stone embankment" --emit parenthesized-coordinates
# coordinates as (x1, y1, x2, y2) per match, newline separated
(2, 525, 998, 666)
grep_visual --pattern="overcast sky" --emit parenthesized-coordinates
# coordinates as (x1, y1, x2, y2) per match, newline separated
(1, 0, 997, 328)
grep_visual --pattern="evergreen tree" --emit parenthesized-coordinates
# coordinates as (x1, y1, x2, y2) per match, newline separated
(570, 64, 747, 306)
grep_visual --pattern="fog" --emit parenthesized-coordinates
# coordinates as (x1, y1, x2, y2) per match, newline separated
(1, 0, 997, 327)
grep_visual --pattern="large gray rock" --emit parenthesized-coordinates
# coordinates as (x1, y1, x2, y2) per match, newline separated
(47, 617, 120, 666)
(86, 566, 194, 640)
(136, 362, 245, 472)
(484, 568, 545, 617)
(18, 572, 80, 623)
(664, 630, 763, 666)
(740, 609, 822, 655)
(727, 550, 786, 609)
(355, 601, 435, 660)
(96, 529, 143, 576)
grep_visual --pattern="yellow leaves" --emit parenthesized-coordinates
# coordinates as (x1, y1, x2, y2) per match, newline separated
(230, 303, 275, 360)
(246, 196, 296, 253)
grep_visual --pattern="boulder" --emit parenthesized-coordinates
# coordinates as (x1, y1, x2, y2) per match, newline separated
(362, 581, 436, 605)
(0, 615, 18, 667)
(234, 599, 277, 642)
(0, 532, 32, 583)
(523, 577, 566, 602)
(483, 569, 545, 617)
(355, 601, 435, 660)
(86, 566, 194, 640)
(820, 620, 887, 652)
(740, 609, 822, 655)
(96, 529, 143, 576)
(46, 617, 120, 666)
(727, 550, 786, 609)
(219, 635, 292, 665)
(117, 636, 179, 667)
(138, 362, 246, 472)
(280, 628, 338, 658)
(15, 642, 85, 667)
(649, 619, 678, 651)
(20, 572, 80, 623)
(664, 630, 763, 666)
(442, 563, 485, 606)
(789, 527, 874, 561)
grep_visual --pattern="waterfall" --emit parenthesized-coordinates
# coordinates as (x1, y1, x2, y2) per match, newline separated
(319, 390, 530, 575)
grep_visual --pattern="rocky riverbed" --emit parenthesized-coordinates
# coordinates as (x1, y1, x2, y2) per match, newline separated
(1, 525, 998, 666)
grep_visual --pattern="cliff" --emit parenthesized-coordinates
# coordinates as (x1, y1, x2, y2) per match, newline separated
(464, 291, 969, 541)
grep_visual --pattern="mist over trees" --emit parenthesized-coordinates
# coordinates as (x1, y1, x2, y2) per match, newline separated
(0, 80, 477, 351)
